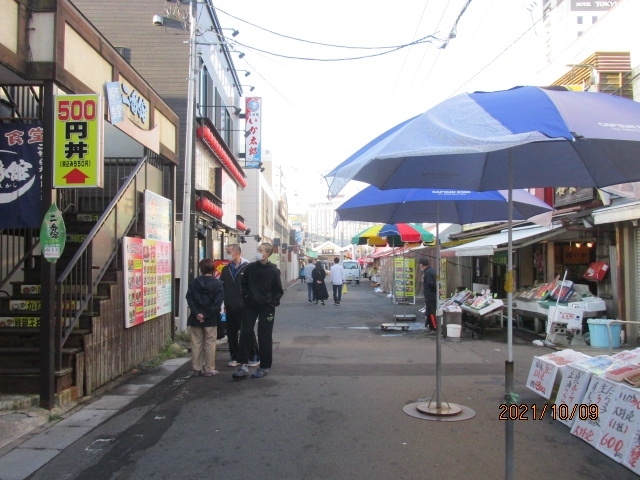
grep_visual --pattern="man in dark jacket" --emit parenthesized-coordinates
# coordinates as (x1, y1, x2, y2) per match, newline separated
(420, 258, 438, 333)
(186, 258, 224, 376)
(233, 243, 284, 379)
(220, 244, 259, 368)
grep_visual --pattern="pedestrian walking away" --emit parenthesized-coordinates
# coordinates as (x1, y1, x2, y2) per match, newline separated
(419, 258, 438, 333)
(330, 257, 344, 305)
(311, 260, 329, 305)
(232, 243, 284, 380)
(303, 258, 316, 304)
(219, 244, 259, 368)
(186, 258, 224, 376)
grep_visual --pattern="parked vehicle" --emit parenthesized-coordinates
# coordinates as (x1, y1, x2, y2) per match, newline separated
(342, 260, 361, 284)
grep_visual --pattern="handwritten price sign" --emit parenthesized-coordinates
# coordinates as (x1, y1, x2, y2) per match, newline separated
(571, 376, 618, 448)
(526, 357, 559, 399)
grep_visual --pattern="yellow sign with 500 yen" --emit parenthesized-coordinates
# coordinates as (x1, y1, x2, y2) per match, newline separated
(53, 94, 103, 188)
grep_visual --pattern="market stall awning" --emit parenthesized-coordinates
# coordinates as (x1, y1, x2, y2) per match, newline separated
(305, 248, 318, 258)
(441, 224, 564, 257)
(592, 200, 640, 225)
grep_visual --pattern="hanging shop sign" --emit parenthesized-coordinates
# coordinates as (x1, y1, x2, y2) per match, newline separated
(40, 203, 66, 263)
(54, 94, 103, 188)
(244, 97, 262, 168)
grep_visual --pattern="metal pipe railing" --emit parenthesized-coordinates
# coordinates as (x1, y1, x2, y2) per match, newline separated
(604, 320, 640, 356)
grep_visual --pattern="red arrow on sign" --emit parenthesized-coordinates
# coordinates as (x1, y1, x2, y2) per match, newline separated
(63, 168, 90, 184)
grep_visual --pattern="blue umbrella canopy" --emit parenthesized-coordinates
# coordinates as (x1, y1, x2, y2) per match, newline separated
(336, 186, 552, 225)
(326, 86, 640, 197)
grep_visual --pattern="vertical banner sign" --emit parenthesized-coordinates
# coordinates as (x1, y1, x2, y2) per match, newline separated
(244, 97, 262, 168)
(105, 81, 125, 125)
(0, 123, 43, 229)
(54, 94, 103, 188)
(40, 203, 66, 263)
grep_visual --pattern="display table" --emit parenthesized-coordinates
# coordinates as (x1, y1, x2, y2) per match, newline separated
(461, 299, 504, 336)
(514, 298, 605, 335)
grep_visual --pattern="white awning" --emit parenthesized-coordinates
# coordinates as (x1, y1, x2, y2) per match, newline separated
(592, 201, 640, 225)
(441, 224, 564, 257)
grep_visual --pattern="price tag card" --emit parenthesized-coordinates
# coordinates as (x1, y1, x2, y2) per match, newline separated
(526, 356, 559, 399)
(571, 377, 619, 448)
(598, 384, 640, 464)
(555, 366, 592, 427)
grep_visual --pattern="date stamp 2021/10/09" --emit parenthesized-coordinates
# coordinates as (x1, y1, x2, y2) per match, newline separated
(499, 403, 599, 421)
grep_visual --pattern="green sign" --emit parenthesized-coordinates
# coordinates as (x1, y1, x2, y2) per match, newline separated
(40, 203, 66, 263)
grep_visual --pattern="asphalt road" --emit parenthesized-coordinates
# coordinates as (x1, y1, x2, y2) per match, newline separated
(25, 281, 638, 479)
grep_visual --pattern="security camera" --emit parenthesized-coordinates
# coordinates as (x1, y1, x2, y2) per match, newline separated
(152, 15, 164, 26)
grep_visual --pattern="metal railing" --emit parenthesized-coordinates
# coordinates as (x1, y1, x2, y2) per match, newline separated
(54, 154, 163, 356)
(603, 320, 640, 356)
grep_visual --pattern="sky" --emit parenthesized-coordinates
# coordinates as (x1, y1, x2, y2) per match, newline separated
(212, 0, 547, 211)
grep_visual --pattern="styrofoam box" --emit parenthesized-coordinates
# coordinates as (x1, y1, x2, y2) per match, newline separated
(547, 306, 583, 333)
(568, 298, 606, 312)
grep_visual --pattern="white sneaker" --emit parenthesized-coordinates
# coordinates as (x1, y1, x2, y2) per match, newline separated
(227, 360, 239, 367)
(247, 359, 260, 367)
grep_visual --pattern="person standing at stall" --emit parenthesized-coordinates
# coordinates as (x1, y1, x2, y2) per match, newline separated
(419, 258, 438, 334)
(330, 257, 344, 306)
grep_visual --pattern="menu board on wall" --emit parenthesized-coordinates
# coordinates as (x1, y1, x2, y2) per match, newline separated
(393, 257, 415, 304)
(124, 237, 172, 328)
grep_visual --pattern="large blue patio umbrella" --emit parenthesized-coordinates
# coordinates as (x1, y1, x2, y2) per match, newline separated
(325, 86, 640, 478)
(335, 186, 553, 418)
(336, 186, 553, 225)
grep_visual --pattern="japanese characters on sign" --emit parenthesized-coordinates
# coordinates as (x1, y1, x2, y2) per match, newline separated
(123, 237, 172, 328)
(54, 94, 103, 188)
(244, 97, 262, 168)
(0, 123, 43, 229)
(40, 203, 66, 263)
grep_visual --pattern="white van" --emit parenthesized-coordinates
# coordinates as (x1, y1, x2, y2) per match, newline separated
(342, 260, 361, 284)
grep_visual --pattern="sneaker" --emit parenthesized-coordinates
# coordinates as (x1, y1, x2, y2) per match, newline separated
(321, 301, 325, 305)
(251, 368, 269, 379)
(232, 365, 249, 379)
(227, 360, 239, 367)
(308, 300, 312, 304)
(247, 359, 260, 367)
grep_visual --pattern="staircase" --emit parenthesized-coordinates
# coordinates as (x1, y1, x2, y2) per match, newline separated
(0, 153, 172, 406)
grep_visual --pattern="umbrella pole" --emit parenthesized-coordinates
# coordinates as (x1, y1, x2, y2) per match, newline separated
(506, 161, 515, 480)
(435, 216, 442, 409)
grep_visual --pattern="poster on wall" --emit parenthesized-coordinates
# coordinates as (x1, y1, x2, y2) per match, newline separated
(124, 237, 172, 328)
(144, 190, 172, 242)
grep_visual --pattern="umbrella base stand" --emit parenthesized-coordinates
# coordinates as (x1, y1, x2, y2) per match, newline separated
(416, 400, 462, 416)
(381, 322, 410, 331)
(403, 398, 476, 422)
